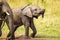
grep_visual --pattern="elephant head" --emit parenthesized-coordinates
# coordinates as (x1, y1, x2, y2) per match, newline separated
(0, 0, 13, 19)
(22, 5, 45, 19)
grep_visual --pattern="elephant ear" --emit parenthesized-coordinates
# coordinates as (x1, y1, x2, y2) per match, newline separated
(22, 7, 33, 18)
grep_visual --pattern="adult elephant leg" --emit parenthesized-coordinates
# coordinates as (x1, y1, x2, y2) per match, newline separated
(8, 25, 19, 37)
(30, 19, 37, 38)
(7, 26, 12, 38)
(6, 25, 18, 40)
(6, 16, 14, 40)
(0, 20, 3, 36)
(6, 19, 11, 38)
(7, 25, 19, 38)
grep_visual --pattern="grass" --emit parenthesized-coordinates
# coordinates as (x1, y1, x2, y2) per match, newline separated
(0, 0, 60, 39)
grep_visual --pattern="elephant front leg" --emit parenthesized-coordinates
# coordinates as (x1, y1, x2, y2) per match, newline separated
(24, 25, 29, 39)
(7, 25, 18, 40)
(30, 19, 37, 38)
(6, 16, 15, 40)
(6, 25, 15, 40)
(6, 28, 15, 40)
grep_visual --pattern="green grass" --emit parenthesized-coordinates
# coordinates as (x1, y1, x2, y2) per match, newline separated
(0, 0, 60, 39)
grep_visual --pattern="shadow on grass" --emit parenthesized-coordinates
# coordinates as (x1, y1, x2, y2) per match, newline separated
(35, 35, 60, 38)
(0, 35, 60, 40)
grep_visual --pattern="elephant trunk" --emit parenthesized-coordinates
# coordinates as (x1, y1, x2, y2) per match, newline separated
(42, 9, 45, 18)
(42, 13, 44, 18)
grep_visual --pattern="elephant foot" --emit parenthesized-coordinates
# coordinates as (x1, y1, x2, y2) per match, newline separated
(21, 35, 31, 39)
(24, 36, 31, 39)
(6, 38, 15, 40)
(30, 33, 35, 38)
(6, 36, 15, 40)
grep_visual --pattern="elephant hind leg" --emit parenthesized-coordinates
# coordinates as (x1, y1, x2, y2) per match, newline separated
(7, 25, 19, 39)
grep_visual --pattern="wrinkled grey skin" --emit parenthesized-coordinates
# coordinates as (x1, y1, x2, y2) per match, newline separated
(11, 5, 45, 38)
(0, 0, 14, 40)
(0, 4, 45, 39)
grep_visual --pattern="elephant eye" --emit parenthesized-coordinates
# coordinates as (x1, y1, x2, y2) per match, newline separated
(34, 9, 37, 11)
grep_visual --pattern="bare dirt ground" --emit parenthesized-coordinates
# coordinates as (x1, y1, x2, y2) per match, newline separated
(0, 35, 60, 40)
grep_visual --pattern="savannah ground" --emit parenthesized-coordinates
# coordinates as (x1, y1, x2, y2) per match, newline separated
(0, 0, 60, 40)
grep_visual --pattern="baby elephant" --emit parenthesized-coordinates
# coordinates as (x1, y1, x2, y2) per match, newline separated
(1, 5, 45, 39)
(10, 5, 45, 38)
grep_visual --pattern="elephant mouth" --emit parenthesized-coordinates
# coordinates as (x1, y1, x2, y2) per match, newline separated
(33, 16, 38, 19)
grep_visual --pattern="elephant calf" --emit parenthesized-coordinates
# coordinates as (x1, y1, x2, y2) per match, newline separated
(10, 5, 45, 38)
(0, 5, 45, 39)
